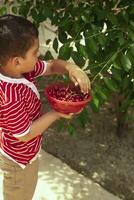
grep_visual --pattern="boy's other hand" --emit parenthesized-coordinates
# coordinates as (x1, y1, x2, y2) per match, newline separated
(56, 108, 83, 119)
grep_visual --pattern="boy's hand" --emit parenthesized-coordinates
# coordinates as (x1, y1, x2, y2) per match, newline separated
(67, 64, 91, 93)
(56, 108, 83, 119)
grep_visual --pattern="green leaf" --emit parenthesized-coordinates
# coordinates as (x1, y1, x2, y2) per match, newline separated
(126, 51, 134, 64)
(58, 30, 67, 43)
(128, 29, 134, 41)
(89, 62, 104, 75)
(97, 34, 107, 46)
(44, 51, 53, 60)
(101, 87, 111, 98)
(122, 76, 130, 91)
(120, 54, 132, 72)
(58, 44, 72, 60)
(46, 39, 51, 45)
(59, 19, 73, 32)
(113, 60, 121, 69)
(71, 51, 85, 67)
(111, 68, 122, 82)
(96, 9, 107, 20)
(110, 53, 118, 62)
(117, 33, 125, 46)
(76, 109, 91, 128)
(31, 8, 38, 21)
(81, 15, 89, 23)
(90, 94, 100, 112)
(12, 6, 18, 14)
(71, 23, 83, 37)
(130, 21, 134, 27)
(53, 38, 58, 53)
(120, 98, 132, 112)
(130, 45, 134, 56)
(85, 37, 99, 55)
(103, 77, 118, 92)
(75, 43, 88, 59)
(130, 21, 134, 31)
(107, 13, 118, 25)
(67, 123, 76, 136)
(96, 86, 108, 101)
(41, 7, 53, 19)
(19, 3, 31, 18)
(0, 6, 7, 15)
(4, 0, 8, 3)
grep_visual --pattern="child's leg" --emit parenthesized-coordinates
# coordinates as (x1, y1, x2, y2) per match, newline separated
(0, 154, 39, 200)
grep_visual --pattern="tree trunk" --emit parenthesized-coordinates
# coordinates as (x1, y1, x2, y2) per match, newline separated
(116, 110, 128, 137)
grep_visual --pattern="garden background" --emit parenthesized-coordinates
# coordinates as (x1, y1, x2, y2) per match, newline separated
(0, 1, 134, 199)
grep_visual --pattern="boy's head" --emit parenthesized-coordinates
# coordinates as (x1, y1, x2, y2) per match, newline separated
(0, 14, 39, 66)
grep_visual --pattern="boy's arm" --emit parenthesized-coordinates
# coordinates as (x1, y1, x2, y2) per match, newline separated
(44, 59, 71, 75)
(16, 110, 72, 142)
(44, 59, 91, 93)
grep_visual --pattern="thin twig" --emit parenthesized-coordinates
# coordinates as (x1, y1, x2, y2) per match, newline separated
(113, 0, 121, 9)
(91, 47, 126, 83)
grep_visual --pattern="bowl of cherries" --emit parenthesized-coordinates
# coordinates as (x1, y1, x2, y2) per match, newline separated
(44, 82, 92, 114)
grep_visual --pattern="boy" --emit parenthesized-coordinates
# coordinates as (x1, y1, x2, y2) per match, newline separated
(0, 14, 90, 200)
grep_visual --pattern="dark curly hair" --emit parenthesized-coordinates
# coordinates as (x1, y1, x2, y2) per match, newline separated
(0, 14, 38, 66)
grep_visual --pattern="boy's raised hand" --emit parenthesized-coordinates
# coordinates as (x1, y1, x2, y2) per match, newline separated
(45, 59, 91, 93)
(67, 64, 91, 93)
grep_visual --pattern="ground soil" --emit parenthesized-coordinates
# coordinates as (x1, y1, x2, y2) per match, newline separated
(39, 80, 134, 200)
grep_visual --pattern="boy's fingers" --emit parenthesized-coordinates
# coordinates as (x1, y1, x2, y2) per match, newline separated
(58, 112, 74, 119)
(68, 113, 73, 118)
(76, 108, 83, 114)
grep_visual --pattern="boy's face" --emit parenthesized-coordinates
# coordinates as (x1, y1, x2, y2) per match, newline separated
(19, 38, 39, 74)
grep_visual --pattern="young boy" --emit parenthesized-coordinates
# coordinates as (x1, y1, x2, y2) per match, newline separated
(0, 14, 90, 200)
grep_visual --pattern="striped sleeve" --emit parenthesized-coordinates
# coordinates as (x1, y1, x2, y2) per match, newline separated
(1, 100, 31, 138)
(31, 60, 47, 78)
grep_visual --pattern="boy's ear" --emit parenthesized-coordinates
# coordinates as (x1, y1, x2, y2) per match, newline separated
(10, 56, 21, 67)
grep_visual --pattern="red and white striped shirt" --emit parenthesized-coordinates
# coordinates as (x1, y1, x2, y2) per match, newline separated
(0, 60, 47, 168)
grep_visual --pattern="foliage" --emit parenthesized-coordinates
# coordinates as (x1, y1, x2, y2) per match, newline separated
(1, 0, 134, 136)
